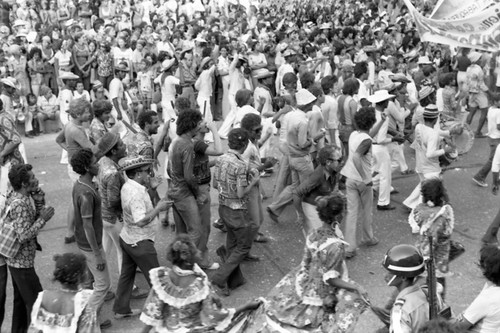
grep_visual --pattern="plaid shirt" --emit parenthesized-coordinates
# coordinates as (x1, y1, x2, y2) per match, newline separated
(213, 150, 249, 210)
(5, 191, 45, 268)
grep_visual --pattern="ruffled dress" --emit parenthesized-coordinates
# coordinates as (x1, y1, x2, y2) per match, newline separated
(30, 290, 100, 333)
(239, 226, 368, 333)
(140, 264, 236, 333)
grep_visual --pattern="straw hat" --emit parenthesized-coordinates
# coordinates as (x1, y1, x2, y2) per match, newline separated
(161, 58, 176, 71)
(417, 56, 433, 65)
(118, 155, 155, 171)
(199, 56, 212, 70)
(419, 86, 435, 100)
(389, 73, 411, 83)
(283, 49, 297, 58)
(115, 62, 129, 72)
(60, 72, 80, 80)
(367, 89, 395, 104)
(0, 77, 17, 89)
(468, 51, 482, 63)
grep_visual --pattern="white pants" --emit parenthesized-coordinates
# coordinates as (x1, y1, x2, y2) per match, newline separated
(403, 171, 441, 209)
(302, 202, 323, 237)
(197, 95, 214, 142)
(218, 92, 237, 138)
(102, 219, 123, 277)
(388, 142, 408, 173)
(372, 145, 391, 206)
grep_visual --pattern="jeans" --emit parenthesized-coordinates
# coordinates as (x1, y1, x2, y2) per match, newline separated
(268, 154, 313, 216)
(197, 184, 212, 266)
(80, 248, 110, 315)
(0, 264, 6, 331)
(344, 178, 374, 253)
(113, 238, 159, 314)
(474, 138, 500, 182)
(8, 266, 43, 333)
(211, 206, 258, 287)
(173, 195, 206, 253)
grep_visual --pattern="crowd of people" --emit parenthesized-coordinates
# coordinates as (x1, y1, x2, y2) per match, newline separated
(0, 0, 499, 332)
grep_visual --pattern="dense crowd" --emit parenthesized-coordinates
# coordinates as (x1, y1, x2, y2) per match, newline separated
(0, 0, 499, 332)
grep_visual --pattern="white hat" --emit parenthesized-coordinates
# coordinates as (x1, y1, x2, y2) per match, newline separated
(0, 77, 17, 89)
(296, 89, 317, 106)
(59, 72, 80, 80)
(417, 56, 433, 65)
(342, 59, 355, 68)
(194, 36, 207, 43)
(253, 68, 275, 79)
(320, 23, 331, 30)
(468, 51, 482, 63)
(12, 20, 26, 28)
(161, 58, 175, 71)
(367, 89, 395, 103)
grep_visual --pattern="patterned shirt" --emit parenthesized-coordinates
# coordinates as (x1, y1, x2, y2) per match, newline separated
(5, 191, 45, 268)
(97, 156, 124, 223)
(127, 129, 154, 159)
(0, 112, 24, 165)
(96, 51, 113, 77)
(89, 118, 107, 144)
(213, 150, 249, 210)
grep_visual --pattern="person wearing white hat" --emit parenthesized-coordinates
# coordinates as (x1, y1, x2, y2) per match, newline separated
(267, 89, 325, 221)
(367, 90, 404, 211)
(109, 62, 133, 138)
(154, 58, 181, 124)
(276, 48, 299, 96)
(465, 51, 490, 138)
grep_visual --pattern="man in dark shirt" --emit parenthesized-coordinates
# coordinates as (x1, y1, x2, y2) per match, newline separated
(293, 145, 342, 236)
(70, 148, 111, 329)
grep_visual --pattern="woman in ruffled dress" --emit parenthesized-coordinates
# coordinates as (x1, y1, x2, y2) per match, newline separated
(30, 253, 100, 333)
(140, 234, 261, 333)
(241, 192, 369, 333)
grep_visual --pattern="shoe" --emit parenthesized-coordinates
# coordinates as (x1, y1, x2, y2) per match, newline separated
(266, 207, 279, 223)
(212, 283, 230, 297)
(475, 133, 486, 138)
(64, 235, 75, 244)
(472, 177, 488, 188)
(345, 250, 357, 259)
(114, 309, 141, 319)
(99, 319, 112, 329)
(390, 188, 399, 194)
(377, 204, 396, 211)
(25, 132, 34, 138)
(130, 287, 149, 299)
(199, 262, 220, 270)
(254, 233, 270, 243)
(401, 169, 416, 175)
(361, 237, 379, 247)
(213, 219, 227, 232)
(244, 253, 261, 262)
(104, 290, 115, 302)
(216, 246, 227, 263)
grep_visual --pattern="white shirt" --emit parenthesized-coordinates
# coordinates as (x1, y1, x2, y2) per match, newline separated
(120, 178, 157, 244)
(463, 281, 500, 333)
(340, 131, 372, 182)
(195, 65, 216, 99)
(413, 123, 443, 174)
(487, 107, 500, 139)
(254, 86, 272, 115)
(155, 74, 179, 103)
(58, 89, 73, 125)
(234, 105, 259, 129)
(321, 95, 338, 142)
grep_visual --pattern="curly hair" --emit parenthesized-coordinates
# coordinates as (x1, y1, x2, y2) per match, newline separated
(53, 253, 87, 287)
(300, 71, 316, 90)
(316, 193, 346, 224)
(28, 47, 42, 60)
(240, 113, 261, 131)
(342, 78, 360, 96)
(317, 145, 341, 166)
(321, 75, 338, 94)
(166, 234, 200, 267)
(176, 109, 202, 135)
(92, 100, 112, 118)
(68, 98, 91, 119)
(421, 178, 447, 207)
(8, 164, 33, 191)
(354, 61, 368, 79)
(70, 148, 93, 176)
(354, 106, 376, 131)
(175, 97, 191, 113)
(480, 245, 500, 286)
(228, 128, 249, 150)
(137, 110, 157, 130)
(235, 89, 253, 107)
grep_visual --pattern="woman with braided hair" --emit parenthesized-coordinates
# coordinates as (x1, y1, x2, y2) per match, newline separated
(30, 252, 101, 332)
(139, 234, 261, 333)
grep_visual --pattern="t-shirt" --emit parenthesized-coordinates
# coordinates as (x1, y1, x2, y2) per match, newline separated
(72, 181, 103, 252)
(340, 131, 372, 182)
(64, 121, 92, 160)
(463, 282, 500, 333)
(168, 136, 198, 200)
(193, 139, 210, 185)
(487, 107, 500, 139)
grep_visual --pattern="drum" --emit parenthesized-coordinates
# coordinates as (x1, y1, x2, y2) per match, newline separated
(441, 120, 474, 155)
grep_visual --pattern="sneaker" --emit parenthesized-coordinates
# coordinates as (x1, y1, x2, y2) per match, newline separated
(130, 287, 149, 299)
(114, 309, 141, 319)
(213, 219, 227, 232)
(401, 169, 416, 175)
(99, 319, 112, 329)
(345, 250, 357, 259)
(200, 262, 220, 270)
(472, 177, 488, 188)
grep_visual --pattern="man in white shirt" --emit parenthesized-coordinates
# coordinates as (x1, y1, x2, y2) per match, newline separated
(320, 75, 339, 146)
(37, 85, 60, 134)
(113, 156, 171, 319)
(195, 57, 216, 125)
(473, 95, 500, 187)
(353, 62, 370, 105)
(109, 62, 132, 138)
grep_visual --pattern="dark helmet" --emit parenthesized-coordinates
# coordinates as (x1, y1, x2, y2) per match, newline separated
(382, 244, 425, 277)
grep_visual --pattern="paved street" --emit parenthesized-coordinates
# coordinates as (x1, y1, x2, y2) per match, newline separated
(1, 126, 496, 332)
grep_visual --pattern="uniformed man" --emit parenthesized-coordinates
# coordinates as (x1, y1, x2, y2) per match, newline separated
(379, 244, 443, 333)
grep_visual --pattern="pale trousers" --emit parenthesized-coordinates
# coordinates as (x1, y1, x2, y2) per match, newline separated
(102, 219, 123, 276)
(403, 171, 441, 209)
(344, 178, 374, 253)
(80, 248, 111, 315)
(302, 202, 322, 237)
(388, 142, 408, 172)
(218, 92, 237, 138)
(372, 144, 392, 206)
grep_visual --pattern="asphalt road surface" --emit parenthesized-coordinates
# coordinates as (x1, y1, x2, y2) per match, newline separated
(1, 124, 496, 332)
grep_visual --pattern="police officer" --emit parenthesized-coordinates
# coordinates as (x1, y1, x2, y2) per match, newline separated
(382, 244, 435, 333)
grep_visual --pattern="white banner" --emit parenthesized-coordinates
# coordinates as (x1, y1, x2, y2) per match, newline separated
(431, 0, 495, 20)
(403, 0, 500, 51)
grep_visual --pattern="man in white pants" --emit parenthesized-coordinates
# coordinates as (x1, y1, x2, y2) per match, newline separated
(367, 90, 405, 211)
(195, 57, 215, 142)
(109, 62, 133, 139)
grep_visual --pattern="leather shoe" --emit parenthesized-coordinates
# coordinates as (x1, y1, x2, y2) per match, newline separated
(244, 253, 261, 262)
(266, 207, 279, 223)
(377, 204, 396, 211)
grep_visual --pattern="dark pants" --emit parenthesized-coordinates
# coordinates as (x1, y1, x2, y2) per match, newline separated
(97, 74, 113, 90)
(8, 266, 43, 333)
(466, 107, 488, 134)
(483, 206, 500, 245)
(113, 238, 159, 314)
(0, 264, 6, 331)
(211, 206, 258, 287)
(474, 138, 500, 181)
